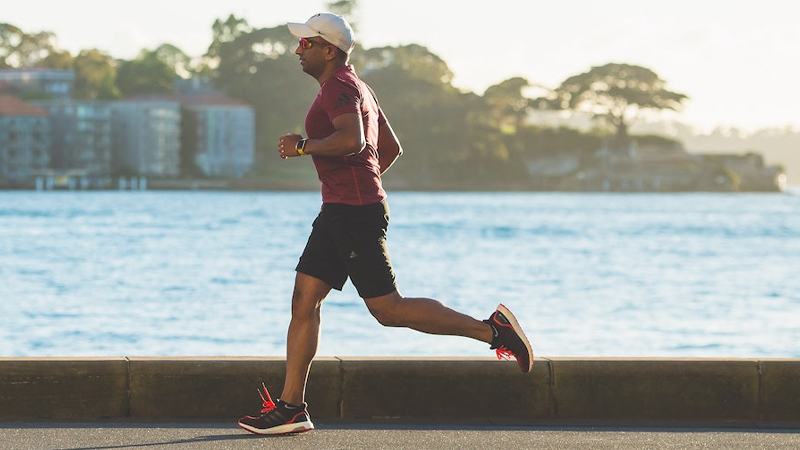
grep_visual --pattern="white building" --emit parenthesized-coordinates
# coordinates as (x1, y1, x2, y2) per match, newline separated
(111, 98, 181, 177)
(180, 94, 255, 178)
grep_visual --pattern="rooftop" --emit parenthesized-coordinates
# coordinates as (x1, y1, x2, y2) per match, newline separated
(0, 95, 49, 117)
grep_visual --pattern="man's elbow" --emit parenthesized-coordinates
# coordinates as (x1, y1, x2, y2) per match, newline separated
(348, 137, 367, 155)
(386, 141, 403, 159)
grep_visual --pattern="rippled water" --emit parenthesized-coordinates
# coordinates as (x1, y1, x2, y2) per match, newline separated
(1, 190, 798, 358)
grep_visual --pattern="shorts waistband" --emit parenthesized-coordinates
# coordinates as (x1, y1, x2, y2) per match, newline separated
(321, 200, 386, 213)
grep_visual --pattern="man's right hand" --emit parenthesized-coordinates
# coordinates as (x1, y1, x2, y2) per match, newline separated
(279, 133, 303, 159)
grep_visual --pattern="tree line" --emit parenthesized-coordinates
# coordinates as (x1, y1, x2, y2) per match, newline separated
(1, 16, 688, 188)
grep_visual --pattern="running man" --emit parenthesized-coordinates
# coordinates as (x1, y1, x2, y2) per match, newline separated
(238, 12, 533, 435)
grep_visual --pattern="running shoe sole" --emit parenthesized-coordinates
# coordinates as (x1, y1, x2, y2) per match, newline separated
(238, 419, 314, 435)
(498, 303, 534, 373)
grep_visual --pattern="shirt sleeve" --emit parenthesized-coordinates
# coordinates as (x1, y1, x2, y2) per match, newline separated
(321, 78, 361, 122)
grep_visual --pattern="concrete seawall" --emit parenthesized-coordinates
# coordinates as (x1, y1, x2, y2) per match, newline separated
(1, 357, 798, 427)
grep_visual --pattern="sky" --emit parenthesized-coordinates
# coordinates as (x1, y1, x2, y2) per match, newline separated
(5, 0, 800, 133)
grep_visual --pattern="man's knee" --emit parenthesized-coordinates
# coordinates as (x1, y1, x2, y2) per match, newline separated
(364, 292, 404, 327)
(291, 273, 331, 318)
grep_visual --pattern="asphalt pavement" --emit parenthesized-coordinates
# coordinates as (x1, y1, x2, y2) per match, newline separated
(2, 421, 800, 450)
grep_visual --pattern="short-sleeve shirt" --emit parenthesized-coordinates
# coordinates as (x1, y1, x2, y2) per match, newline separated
(305, 65, 387, 206)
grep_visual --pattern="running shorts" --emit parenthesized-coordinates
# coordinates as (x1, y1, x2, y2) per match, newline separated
(296, 200, 397, 299)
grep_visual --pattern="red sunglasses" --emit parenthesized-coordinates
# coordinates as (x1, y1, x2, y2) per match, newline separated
(298, 37, 328, 49)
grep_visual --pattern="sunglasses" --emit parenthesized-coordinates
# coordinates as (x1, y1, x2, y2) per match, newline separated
(298, 37, 328, 50)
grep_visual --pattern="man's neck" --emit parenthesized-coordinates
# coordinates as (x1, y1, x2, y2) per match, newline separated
(316, 62, 348, 86)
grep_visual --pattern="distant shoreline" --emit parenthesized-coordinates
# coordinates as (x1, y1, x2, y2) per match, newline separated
(1, 181, 794, 194)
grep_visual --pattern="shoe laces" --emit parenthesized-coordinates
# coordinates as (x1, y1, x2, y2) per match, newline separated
(495, 345, 514, 361)
(257, 383, 277, 414)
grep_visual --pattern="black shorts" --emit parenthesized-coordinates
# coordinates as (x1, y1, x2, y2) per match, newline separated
(296, 200, 397, 299)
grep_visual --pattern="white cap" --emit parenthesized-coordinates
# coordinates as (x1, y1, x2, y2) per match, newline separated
(287, 13, 355, 54)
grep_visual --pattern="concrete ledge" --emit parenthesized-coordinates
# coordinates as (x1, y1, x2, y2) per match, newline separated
(0, 357, 128, 420)
(339, 357, 552, 420)
(760, 359, 800, 425)
(550, 358, 760, 426)
(1, 357, 798, 426)
(127, 357, 341, 419)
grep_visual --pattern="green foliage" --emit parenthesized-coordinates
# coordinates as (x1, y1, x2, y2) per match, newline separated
(517, 126, 604, 159)
(0, 23, 70, 69)
(483, 77, 532, 132)
(152, 44, 193, 78)
(327, 0, 360, 31)
(550, 63, 688, 142)
(356, 44, 454, 85)
(73, 49, 121, 100)
(117, 49, 177, 97)
(40, 49, 73, 70)
(0, 23, 23, 68)
(630, 133, 683, 150)
(358, 45, 482, 184)
(328, 0, 358, 16)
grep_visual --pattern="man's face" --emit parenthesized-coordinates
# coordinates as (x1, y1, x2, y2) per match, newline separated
(295, 37, 334, 77)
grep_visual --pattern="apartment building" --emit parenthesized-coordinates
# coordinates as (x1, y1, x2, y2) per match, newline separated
(0, 95, 50, 185)
(31, 100, 112, 176)
(0, 69, 74, 99)
(111, 98, 181, 177)
(0, 69, 256, 186)
(180, 94, 255, 178)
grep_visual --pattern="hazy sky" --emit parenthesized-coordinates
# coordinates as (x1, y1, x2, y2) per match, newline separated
(6, 0, 799, 132)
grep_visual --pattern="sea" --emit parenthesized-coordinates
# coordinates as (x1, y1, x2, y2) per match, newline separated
(1, 189, 799, 359)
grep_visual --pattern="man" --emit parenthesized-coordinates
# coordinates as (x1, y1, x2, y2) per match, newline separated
(238, 13, 533, 436)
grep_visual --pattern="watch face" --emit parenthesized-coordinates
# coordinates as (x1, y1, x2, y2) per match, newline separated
(297, 139, 308, 154)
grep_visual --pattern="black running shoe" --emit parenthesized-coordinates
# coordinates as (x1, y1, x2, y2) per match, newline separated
(238, 384, 314, 435)
(484, 303, 533, 373)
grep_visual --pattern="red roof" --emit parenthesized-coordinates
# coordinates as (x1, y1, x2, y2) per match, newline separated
(0, 95, 48, 117)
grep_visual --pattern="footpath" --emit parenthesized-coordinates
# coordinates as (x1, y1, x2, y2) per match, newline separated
(3, 421, 800, 450)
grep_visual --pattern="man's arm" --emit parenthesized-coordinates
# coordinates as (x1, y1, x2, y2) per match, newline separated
(279, 113, 365, 158)
(377, 120, 403, 174)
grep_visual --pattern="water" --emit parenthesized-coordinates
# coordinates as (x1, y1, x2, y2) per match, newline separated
(1, 190, 799, 358)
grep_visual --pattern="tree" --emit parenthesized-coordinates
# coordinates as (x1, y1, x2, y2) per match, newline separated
(355, 44, 454, 86)
(200, 15, 256, 93)
(116, 47, 178, 97)
(327, 0, 360, 31)
(205, 15, 253, 65)
(550, 63, 688, 145)
(73, 49, 121, 100)
(483, 77, 532, 133)
(40, 49, 73, 70)
(0, 23, 65, 68)
(153, 44, 192, 78)
(0, 23, 23, 68)
(358, 45, 500, 185)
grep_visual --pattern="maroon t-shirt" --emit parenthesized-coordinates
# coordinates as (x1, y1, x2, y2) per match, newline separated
(305, 65, 387, 205)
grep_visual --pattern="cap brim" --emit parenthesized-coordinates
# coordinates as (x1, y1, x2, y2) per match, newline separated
(287, 22, 319, 38)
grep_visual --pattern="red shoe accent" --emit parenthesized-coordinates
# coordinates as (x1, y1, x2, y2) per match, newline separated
(495, 345, 514, 361)
(258, 383, 276, 414)
(488, 303, 534, 373)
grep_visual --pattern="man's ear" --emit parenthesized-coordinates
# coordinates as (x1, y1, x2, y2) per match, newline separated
(324, 45, 339, 61)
